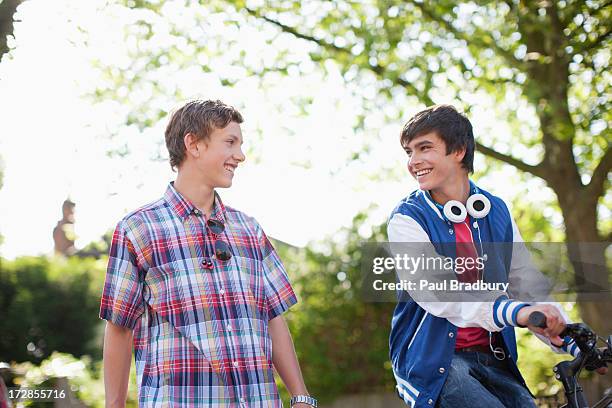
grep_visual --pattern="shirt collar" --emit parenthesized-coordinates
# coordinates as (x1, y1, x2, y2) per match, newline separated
(164, 182, 227, 222)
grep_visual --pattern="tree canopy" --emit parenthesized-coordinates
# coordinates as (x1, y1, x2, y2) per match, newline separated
(103, 0, 610, 328)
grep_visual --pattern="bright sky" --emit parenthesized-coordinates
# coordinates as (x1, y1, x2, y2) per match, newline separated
(0, 0, 559, 259)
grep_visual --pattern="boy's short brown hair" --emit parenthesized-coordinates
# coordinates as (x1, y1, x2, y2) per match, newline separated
(400, 104, 475, 173)
(165, 100, 244, 170)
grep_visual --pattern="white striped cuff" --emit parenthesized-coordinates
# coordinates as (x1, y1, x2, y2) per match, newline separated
(493, 296, 530, 328)
(562, 338, 581, 357)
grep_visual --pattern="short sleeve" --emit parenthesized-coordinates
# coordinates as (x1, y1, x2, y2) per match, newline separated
(258, 226, 298, 320)
(99, 219, 146, 329)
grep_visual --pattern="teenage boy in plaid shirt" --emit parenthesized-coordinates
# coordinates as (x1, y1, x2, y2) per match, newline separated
(100, 100, 316, 408)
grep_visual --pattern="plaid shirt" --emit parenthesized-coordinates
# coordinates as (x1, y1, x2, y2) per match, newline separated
(100, 182, 298, 407)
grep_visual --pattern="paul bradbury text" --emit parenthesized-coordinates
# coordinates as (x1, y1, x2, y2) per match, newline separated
(372, 279, 510, 292)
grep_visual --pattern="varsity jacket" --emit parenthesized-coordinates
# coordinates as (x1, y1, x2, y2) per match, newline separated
(387, 181, 579, 408)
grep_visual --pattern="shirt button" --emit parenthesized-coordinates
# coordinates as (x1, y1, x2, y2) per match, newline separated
(473, 222, 478, 228)
(448, 332, 454, 338)
(439, 367, 445, 374)
(448, 229, 454, 234)
(226, 324, 232, 332)
(194, 209, 201, 216)
(219, 289, 225, 296)
(233, 361, 239, 368)
(240, 397, 246, 404)
(428, 398, 434, 405)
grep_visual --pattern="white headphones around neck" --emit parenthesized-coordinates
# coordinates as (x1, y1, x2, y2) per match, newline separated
(442, 193, 491, 223)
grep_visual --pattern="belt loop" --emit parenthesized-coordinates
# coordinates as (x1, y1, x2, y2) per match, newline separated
(475, 350, 484, 366)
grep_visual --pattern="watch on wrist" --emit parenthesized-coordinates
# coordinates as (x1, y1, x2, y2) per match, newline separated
(290, 395, 318, 407)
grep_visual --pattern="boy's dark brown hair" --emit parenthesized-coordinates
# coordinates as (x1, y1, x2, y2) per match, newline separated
(165, 99, 244, 171)
(400, 104, 475, 173)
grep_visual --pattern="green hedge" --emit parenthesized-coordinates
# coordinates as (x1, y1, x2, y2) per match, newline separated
(0, 256, 106, 363)
(0, 214, 575, 403)
(274, 213, 397, 402)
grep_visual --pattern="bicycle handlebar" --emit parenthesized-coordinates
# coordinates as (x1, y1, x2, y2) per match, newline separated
(527, 310, 547, 328)
(528, 311, 612, 367)
(528, 311, 611, 408)
(528, 311, 575, 338)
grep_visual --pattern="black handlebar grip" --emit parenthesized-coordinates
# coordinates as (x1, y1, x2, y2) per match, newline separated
(528, 311, 547, 328)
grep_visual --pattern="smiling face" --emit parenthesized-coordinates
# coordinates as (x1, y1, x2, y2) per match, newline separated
(403, 131, 466, 192)
(194, 121, 245, 188)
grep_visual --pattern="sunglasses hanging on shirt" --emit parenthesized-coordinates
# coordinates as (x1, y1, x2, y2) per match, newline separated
(207, 219, 233, 262)
(202, 218, 233, 270)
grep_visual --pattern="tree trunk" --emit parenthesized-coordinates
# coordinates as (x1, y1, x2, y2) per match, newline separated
(0, 0, 24, 60)
(558, 198, 610, 330)
(524, 8, 611, 337)
(535, 62, 611, 395)
(556, 191, 612, 400)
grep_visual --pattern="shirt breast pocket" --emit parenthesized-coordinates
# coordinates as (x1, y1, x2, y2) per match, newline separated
(221, 255, 268, 320)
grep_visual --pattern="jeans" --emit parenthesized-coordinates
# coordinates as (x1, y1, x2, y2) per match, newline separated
(436, 352, 536, 408)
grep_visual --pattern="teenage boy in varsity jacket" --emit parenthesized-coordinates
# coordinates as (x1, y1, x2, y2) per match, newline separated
(387, 105, 579, 408)
(100, 100, 316, 408)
